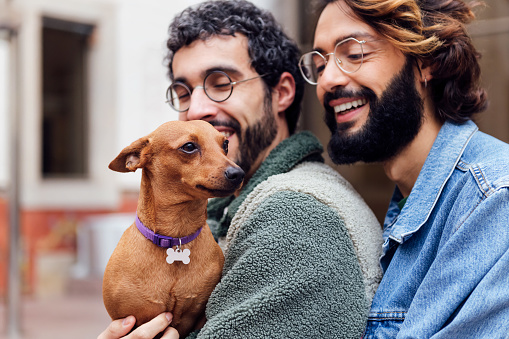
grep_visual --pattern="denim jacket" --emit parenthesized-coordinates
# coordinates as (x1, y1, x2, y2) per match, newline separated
(364, 121, 509, 338)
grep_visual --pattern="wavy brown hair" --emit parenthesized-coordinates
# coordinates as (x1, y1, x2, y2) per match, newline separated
(314, 0, 488, 122)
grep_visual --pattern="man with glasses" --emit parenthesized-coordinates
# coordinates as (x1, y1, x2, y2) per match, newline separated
(304, 0, 509, 337)
(98, 1, 382, 338)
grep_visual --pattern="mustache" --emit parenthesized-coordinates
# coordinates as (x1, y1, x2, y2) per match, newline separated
(323, 86, 375, 110)
(208, 119, 241, 135)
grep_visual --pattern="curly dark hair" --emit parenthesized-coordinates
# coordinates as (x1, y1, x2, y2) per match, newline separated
(166, 0, 304, 134)
(313, 0, 488, 123)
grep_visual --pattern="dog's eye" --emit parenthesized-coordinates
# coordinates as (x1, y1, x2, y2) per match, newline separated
(179, 142, 199, 154)
(223, 140, 229, 155)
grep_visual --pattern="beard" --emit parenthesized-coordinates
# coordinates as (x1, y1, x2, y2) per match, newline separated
(210, 93, 277, 175)
(325, 58, 423, 164)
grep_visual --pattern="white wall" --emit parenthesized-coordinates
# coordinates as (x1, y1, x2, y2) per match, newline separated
(113, 0, 200, 190)
(0, 37, 9, 189)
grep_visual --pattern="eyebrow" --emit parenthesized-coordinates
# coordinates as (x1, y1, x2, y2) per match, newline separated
(173, 65, 244, 84)
(314, 32, 378, 54)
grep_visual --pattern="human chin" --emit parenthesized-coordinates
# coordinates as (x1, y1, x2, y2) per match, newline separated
(326, 58, 423, 164)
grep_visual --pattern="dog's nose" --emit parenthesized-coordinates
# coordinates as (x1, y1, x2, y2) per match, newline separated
(224, 166, 245, 187)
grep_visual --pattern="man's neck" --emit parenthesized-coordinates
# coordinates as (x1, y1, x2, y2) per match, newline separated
(383, 114, 443, 197)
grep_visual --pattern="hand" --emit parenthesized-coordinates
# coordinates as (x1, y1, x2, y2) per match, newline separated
(97, 312, 179, 339)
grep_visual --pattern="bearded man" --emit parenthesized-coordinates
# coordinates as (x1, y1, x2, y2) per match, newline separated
(302, 0, 509, 337)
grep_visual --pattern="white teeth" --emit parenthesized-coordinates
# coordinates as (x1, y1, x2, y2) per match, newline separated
(221, 131, 232, 138)
(333, 98, 367, 114)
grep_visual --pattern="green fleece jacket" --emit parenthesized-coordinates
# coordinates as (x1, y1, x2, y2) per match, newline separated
(188, 132, 382, 338)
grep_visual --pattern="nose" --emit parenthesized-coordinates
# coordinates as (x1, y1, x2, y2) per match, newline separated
(318, 57, 350, 94)
(224, 166, 245, 188)
(183, 88, 220, 121)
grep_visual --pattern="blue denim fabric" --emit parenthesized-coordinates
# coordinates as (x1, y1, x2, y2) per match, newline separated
(364, 121, 509, 338)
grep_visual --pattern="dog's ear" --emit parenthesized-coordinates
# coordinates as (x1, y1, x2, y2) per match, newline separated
(109, 137, 151, 173)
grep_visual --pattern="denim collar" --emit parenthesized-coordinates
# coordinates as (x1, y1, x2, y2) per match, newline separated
(385, 120, 478, 243)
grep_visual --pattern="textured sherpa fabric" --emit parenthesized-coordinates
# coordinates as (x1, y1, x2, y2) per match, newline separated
(190, 132, 382, 339)
(226, 161, 383, 303)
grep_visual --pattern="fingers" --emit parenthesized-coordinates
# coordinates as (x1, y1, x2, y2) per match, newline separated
(125, 312, 174, 339)
(97, 315, 136, 339)
(97, 313, 176, 339)
(161, 326, 180, 339)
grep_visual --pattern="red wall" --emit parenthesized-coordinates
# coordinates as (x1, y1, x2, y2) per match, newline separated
(0, 193, 138, 296)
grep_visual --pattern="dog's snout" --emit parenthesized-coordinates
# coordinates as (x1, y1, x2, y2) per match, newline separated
(225, 166, 245, 187)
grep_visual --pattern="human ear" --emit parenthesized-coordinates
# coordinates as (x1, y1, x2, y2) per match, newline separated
(274, 72, 296, 113)
(417, 59, 434, 85)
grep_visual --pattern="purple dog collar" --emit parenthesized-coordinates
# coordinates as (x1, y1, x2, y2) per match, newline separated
(135, 214, 202, 248)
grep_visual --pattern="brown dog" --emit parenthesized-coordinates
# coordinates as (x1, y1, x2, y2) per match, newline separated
(102, 120, 244, 337)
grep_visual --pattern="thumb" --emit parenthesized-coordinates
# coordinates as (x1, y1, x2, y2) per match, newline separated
(97, 316, 136, 339)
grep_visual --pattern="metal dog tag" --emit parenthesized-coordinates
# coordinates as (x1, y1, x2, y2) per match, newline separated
(166, 248, 191, 264)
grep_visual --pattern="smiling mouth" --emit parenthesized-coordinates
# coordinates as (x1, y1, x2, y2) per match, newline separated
(219, 130, 233, 138)
(212, 126, 235, 139)
(334, 98, 367, 115)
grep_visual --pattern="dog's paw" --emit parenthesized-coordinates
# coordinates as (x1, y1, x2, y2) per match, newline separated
(166, 248, 191, 264)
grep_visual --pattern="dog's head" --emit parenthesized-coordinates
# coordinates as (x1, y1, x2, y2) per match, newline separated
(109, 120, 244, 199)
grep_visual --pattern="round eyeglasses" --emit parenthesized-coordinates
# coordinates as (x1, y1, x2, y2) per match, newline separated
(299, 37, 367, 85)
(166, 70, 268, 112)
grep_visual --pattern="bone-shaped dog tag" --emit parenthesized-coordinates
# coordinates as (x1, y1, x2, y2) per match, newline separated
(166, 248, 191, 264)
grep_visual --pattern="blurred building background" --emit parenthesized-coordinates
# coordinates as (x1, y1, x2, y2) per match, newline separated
(0, 0, 507, 338)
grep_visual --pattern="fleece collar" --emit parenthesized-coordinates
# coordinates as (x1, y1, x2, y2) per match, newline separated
(207, 131, 324, 238)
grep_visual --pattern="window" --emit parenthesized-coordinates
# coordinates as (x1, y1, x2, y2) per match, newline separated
(41, 17, 94, 178)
